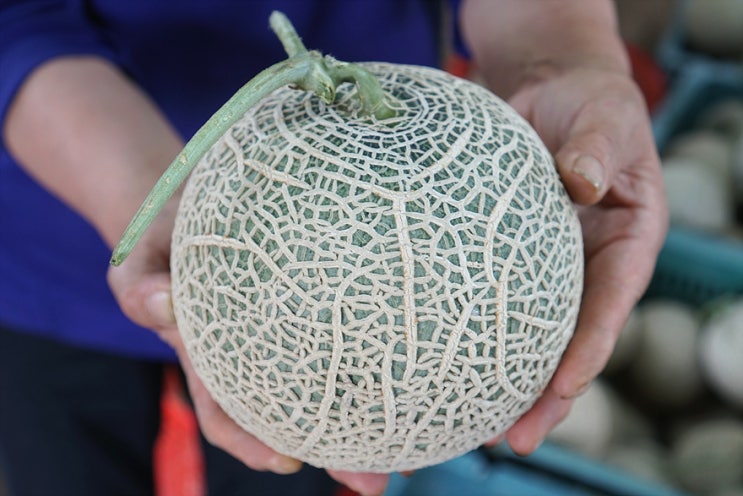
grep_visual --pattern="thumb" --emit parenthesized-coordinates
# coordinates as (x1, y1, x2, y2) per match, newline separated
(558, 152, 607, 206)
(553, 109, 624, 206)
(108, 265, 176, 331)
(508, 70, 650, 206)
(143, 288, 176, 329)
(552, 86, 649, 206)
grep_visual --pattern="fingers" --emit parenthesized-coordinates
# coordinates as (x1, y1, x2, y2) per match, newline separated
(107, 237, 173, 326)
(107, 229, 307, 476)
(185, 350, 389, 493)
(176, 350, 304, 474)
(178, 330, 390, 493)
(506, 388, 575, 456)
(509, 69, 653, 207)
(326, 470, 390, 496)
(551, 229, 657, 397)
(503, 263, 637, 453)
(553, 79, 649, 206)
(512, 214, 664, 454)
(112, 266, 305, 475)
(554, 167, 667, 400)
(501, 73, 667, 455)
(552, 281, 633, 399)
(110, 264, 381, 487)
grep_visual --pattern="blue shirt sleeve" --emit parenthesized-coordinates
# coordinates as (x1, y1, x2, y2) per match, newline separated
(0, 1, 119, 135)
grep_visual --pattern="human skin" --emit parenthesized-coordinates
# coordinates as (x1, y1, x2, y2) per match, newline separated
(3, 1, 667, 495)
(462, 0, 668, 458)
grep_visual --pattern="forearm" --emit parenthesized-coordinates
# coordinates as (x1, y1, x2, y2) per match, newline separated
(2, 56, 183, 248)
(460, 0, 631, 98)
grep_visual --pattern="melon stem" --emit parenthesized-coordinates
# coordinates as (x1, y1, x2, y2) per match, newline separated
(269, 11, 395, 120)
(110, 10, 394, 266)
(270, 10, 395, 120)
(269, 10, 307, 58)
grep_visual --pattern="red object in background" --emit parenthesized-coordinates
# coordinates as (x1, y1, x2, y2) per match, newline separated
(335, 487, 361, 496)
(154, 366, 205, 496)
(154, 367, 358, 496)
(443, 52, 471, 79)
(626, 42, 669, 113)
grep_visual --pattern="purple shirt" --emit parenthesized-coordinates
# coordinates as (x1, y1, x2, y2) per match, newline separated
(0, 0, 441, 360)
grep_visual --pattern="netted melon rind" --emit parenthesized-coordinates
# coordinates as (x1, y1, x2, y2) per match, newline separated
(171, 63, 583, 472)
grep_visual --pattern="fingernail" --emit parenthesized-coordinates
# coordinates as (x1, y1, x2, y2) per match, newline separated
(269, 454, 302, 474)
(560, 380, 592, 400)
(145, 291, 175, 326)
(571, 155, 604, 191)
(510, 435, 544, 457)
(574, 380, 593, 397)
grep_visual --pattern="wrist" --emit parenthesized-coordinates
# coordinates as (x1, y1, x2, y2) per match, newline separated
(460, 0, 630, 97)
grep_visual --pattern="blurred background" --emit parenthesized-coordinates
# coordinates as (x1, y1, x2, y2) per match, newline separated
(4, 1, 743, 495)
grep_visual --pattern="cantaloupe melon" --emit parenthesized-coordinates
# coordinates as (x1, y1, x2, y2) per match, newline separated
(114, 12, 584, 472)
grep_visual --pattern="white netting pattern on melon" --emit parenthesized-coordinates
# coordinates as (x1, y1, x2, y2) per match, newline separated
(171, 63, 583, 472)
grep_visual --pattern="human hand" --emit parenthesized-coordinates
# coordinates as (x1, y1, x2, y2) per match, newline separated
(492, 66, 668, 454)
(106, 201, 390, 496)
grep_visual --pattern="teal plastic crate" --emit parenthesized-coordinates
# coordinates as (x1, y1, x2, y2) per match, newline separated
(652, 60, 743, 150)
(655, 0, 692, 76)
(656, 0, 743, 78)
(384, 444, 686, 496)
(648, 59, 743, 306)
(645, 228, 743, 306)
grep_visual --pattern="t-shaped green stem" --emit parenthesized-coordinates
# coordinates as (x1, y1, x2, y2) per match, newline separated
(110, 11, 394, 266)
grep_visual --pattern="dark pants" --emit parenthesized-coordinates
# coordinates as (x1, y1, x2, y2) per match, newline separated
(0, 325, 338, 496)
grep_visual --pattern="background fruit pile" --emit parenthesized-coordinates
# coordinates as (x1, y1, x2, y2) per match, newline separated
(546, 2, 743, 494)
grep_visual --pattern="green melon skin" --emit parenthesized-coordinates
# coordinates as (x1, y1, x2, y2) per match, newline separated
(171, 62, 584, 473)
